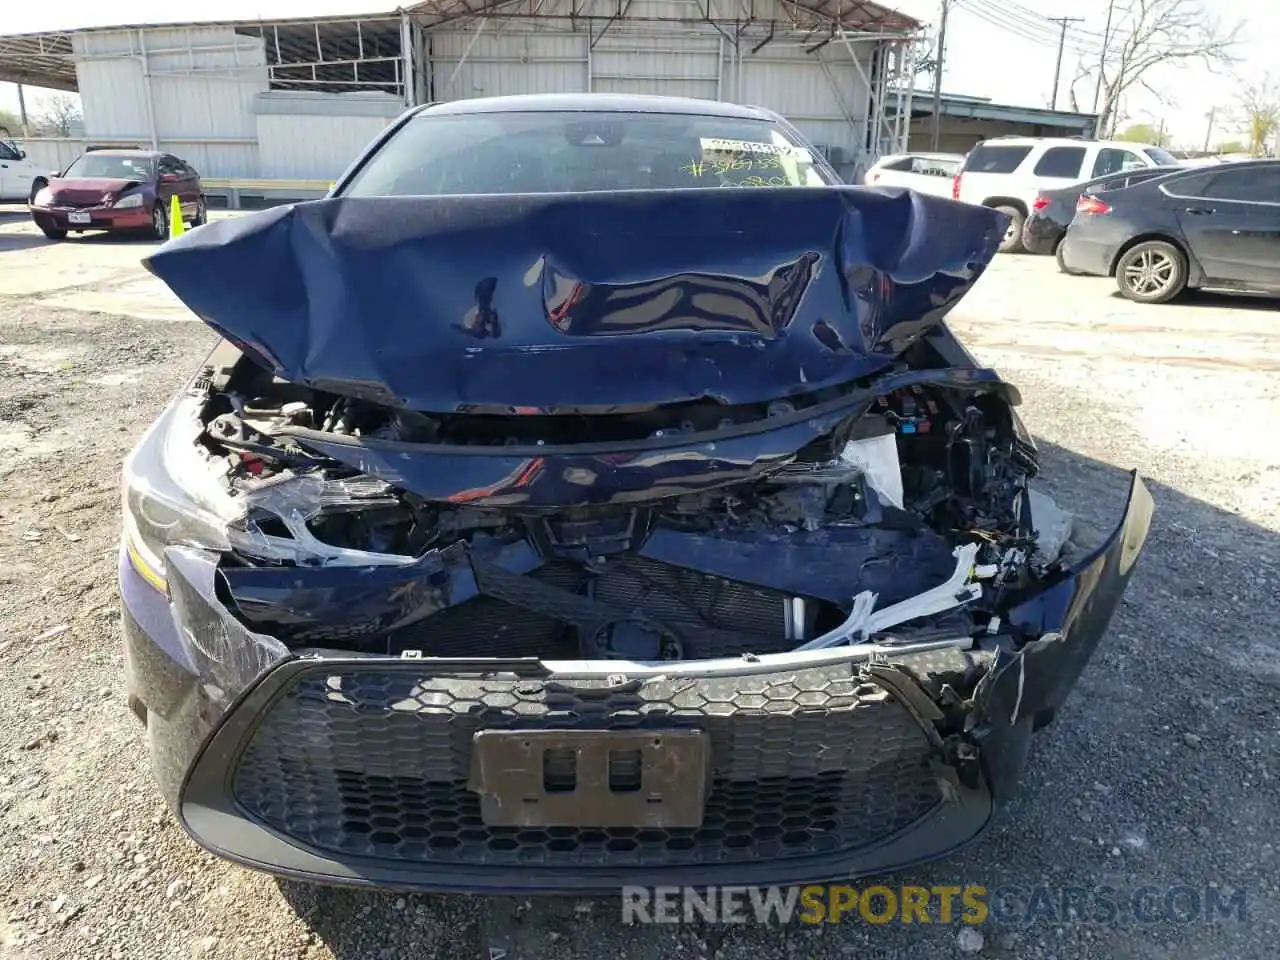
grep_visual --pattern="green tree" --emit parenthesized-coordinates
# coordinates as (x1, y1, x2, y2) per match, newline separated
(1215, 139, 1246, 154)
(0, 108, 19, 138)
(1237, 74, 1279, 156)
(1117, 123, 1172, 146)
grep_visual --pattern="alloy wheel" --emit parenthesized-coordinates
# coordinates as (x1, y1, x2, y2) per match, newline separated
(1122, 248, 1176, 297)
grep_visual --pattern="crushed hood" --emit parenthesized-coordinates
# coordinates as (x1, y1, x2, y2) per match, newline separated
(143, 187, 1006, 413)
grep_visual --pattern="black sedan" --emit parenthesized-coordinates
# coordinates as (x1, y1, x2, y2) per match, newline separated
(120, 93, 1151, 893)
(1059, 159, 1280, 303)
(1022, 166, 1183, 265)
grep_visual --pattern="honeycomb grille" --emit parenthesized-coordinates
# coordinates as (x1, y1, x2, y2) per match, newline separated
(231, 665, 946, 868)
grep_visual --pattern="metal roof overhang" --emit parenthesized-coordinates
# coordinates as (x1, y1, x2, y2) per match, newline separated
(0, 0, 919, 92)
(890, 95, 1095, 129)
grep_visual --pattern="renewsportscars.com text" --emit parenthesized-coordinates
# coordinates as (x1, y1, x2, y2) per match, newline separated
(621, 884, 1248, 927)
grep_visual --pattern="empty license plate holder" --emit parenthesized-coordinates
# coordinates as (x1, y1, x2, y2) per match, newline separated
(468, 729, 710, 828)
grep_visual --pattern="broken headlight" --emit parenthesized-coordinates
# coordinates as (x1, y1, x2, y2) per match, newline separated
(122, 395, 232, 592)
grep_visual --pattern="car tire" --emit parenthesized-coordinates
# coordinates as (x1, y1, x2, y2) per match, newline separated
(1115, 240, 1187, 304)
(151, 203, 169, 241)
(38, 224, 67, 241)
(1054, 240, 1077, 275)
(192, 196, 207, 227)
(994, 205, 1025, 254)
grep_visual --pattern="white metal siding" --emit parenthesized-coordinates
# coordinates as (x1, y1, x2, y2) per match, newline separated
(590, 35, 720, 100)
(257, 114, 393, 179)
(71, 27, 266, 175)
(430, 29, 588, 101)
(736, 46, 873, 157)
(74, 59, 150, 139)
(15, 139, 85, 173)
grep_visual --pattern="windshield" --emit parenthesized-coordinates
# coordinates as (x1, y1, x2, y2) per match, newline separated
(342, 110, 833, 196)
(63, 154, 154, 180)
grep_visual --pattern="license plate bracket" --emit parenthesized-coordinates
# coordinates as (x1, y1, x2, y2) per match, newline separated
(67, 212, 91, 225)
(468, 729, 710, 828)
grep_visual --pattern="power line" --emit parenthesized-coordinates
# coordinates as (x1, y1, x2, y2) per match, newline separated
(957, 0, 1102, 57)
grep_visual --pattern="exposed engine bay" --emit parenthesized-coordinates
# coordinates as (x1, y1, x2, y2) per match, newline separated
(172, 333, 1075, 666)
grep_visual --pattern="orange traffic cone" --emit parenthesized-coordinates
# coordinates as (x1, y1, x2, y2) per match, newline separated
(169, 195, 185, 238)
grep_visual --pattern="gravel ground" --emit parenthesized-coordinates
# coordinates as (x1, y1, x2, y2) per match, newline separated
(0, 209, 1277, 960)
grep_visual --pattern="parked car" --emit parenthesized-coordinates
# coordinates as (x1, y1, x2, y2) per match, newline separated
(0, 136, 46, 201)
(122, 93, 1150, 893)
(1059, 159, 1280, 303)
(953, 136, 1180, 253)
(863, 152, 963, 196)
(28, 149, 206, 241)
(1022, 166, 1186, 264)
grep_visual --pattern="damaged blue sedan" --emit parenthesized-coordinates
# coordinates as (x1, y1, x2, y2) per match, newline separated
(119, 94, 1152, 892)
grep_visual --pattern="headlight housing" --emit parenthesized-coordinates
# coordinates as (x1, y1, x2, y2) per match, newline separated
(113, 193, 144, 209)
(122, 388, 419, 591)
(122, 395, 232, 592)
(31, 187, 52, 207)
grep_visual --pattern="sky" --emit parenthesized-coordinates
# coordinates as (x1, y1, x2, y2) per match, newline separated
(1, 0, 1272, 149)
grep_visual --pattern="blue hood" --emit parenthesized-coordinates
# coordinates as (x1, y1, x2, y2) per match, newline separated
(144, 187, 1005, 414)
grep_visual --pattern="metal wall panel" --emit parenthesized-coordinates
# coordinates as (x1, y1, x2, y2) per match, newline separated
(736, 46, 873, 156)
(17, 139, 86, 173)
(590, 34, 720, 100)
(430, 28, 588, 101)
(256, 113, 393, 179)
(73, 59, 149, 139)
(164, 141, 259, 179)
(72, 27, 268, 146)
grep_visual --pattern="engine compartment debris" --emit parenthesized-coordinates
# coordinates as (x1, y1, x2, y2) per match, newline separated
(141, 332, 1077, 667)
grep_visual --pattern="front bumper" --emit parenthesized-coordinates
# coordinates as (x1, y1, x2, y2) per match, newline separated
(30, 205, 151, 232)
(122, 474, 1153, 893)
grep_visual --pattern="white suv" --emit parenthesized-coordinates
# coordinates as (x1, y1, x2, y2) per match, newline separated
(0, 137, 49, 202)
(952, 136, 1180, 253)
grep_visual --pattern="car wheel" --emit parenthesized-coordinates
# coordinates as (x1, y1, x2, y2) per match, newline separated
(192, 197, 207, 227)
(38, 224, 67, 241)
(151, 203, 169, 241)
(1054, 240, 1077, 275)
(1115, 240, 1187, 304)
(995, 206, 1025, 254)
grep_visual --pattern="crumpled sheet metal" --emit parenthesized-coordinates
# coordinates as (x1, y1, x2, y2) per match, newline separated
(143, 187, 1007, 413)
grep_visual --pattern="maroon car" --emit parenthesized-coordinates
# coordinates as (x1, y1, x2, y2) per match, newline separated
(28, 149, 206, 241)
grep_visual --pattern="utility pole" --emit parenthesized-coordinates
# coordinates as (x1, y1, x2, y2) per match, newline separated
(1092, 0, 1117, 116)
(1048, 17, 1084, 111)
(16, 84, 29, 137)
(1202, 106, 1216, 153)
(930, 0, 949, 151)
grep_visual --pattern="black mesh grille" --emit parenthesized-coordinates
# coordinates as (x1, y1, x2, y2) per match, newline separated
(232, 665, 946, 869)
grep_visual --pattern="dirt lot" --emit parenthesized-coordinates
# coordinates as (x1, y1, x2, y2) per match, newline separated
(0, 205, 1277, 960)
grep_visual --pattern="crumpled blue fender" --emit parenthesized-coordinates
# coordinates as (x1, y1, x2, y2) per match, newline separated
(143, 187, 1007, 413)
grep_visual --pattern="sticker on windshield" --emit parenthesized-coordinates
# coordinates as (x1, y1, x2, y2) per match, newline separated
(699, 138, 812, 163)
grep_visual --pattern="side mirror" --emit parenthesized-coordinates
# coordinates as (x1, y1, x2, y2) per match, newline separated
(15, 149, 24, 160)
(48, 171, 61, 179)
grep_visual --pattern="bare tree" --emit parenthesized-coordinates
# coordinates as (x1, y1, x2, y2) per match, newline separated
(32, 93, 83, 138)
(1067, 0, 1241, 137)
(1236, 74, 1280, 157)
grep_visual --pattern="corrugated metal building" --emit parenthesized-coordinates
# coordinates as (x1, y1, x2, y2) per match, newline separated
(0, 0, 921, 188)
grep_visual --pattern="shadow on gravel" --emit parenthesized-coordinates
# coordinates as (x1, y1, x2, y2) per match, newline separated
(270, 439, 1278, 960)
(1107, 287, 1280, 312)
(0, 233, 54, 253)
